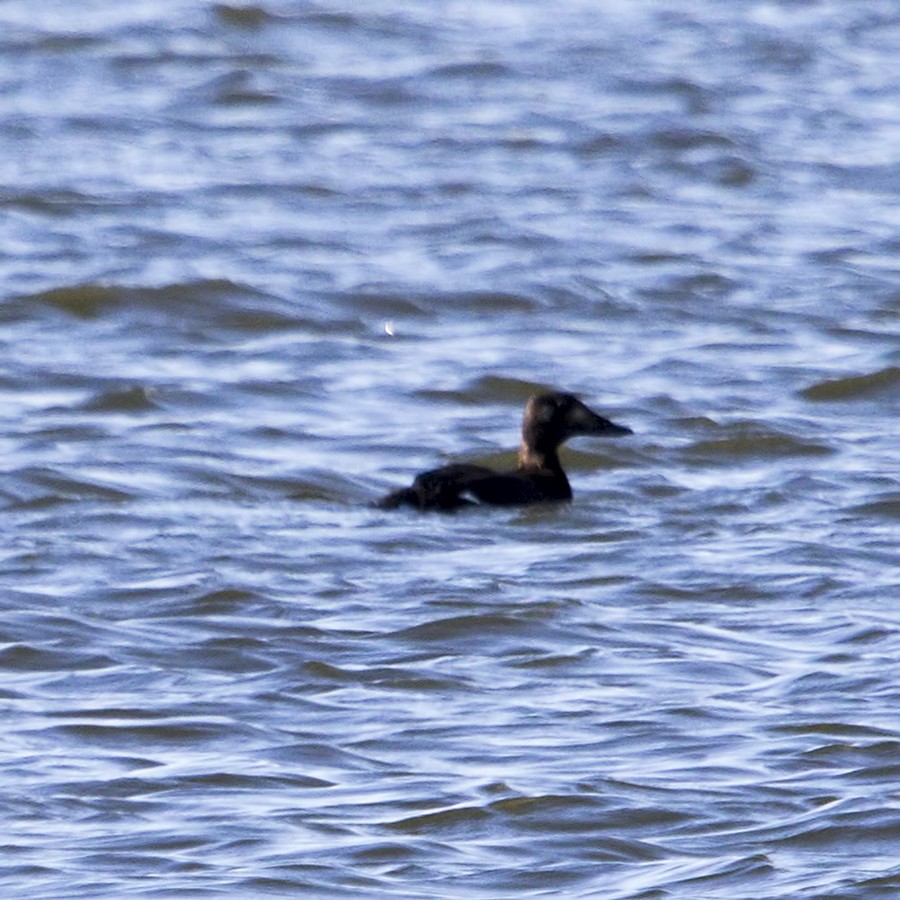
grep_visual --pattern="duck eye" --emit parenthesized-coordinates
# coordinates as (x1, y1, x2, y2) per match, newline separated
(536, 402, 556, 422)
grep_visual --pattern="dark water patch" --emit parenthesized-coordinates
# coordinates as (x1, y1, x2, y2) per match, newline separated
(460, 375, 567, 403)
(0, 865, 60, 882)
(634, 853, 777, 897)
(768, 807, 900, 851)
(508, 647, 596, 670)
(445, 290, 540, 314)
(23, 283, 130, 319)
(10, 423, 111, 448)
(76, 384, 161, 414)
(337, 290, 433, 320)
(800, 366, 900, 402)
(4, 467, 137, 505)
(852, 870, 900, 895)
(627, 249, 700, 267)
(51, 776, 178, 802)
(845, 497, 900, 520)
(651, 128, 738, 152)
(259, 741, 392, 776)
(772, 722, 896, 740)
(16, 279, 306, 335)
(431, 61, 513, 80)
(188, 586, 260, 611)
(318, 74, 424, 108)
(656, 272, 741, 300)
(206, 71, 282, 107)
(804, 740, 900, 773)
(0, 644, 115, 673)
(488, 791, 685, 834)
(71, 851, 196, 878)
(684, 423, 832, 463)
(303, 660, 467, 693)
(836, 624, 896, 646)
(288, 470, 382, 504)
(5, 31, 107, 54)
(385, 803, 492, 836)
(213, 3, 273, 29)
(167, 771, 332, 791)
(392, 613, 554, 646)
(46, 708, 172, 724)
(292, 9, 375, 31)
(41, 719, 263, 750)
(183, 638, 281, 675)
(0, 188, 100, 216)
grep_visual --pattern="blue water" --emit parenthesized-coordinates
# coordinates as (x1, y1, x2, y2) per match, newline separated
(1, 1, 899, 897)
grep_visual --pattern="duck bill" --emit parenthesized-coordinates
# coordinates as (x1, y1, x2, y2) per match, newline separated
(601, 419, 632, 435)
(576, 403, 632, 436)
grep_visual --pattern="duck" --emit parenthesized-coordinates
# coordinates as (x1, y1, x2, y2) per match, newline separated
(377, 391, 631, 510)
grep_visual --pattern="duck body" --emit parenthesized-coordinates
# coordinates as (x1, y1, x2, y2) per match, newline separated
(379, 463, 571, 510)
(377, 392, 631, 511)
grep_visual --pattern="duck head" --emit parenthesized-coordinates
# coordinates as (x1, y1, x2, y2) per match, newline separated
(520, 392, 631, 465)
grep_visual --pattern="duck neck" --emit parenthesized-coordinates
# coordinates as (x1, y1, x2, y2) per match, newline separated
(517, 439, 562, 473)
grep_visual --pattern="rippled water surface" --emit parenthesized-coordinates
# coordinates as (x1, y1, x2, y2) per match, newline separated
(2, 1, 899, 897)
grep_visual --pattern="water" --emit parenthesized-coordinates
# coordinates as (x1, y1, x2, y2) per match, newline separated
(2, 1, 899, 897)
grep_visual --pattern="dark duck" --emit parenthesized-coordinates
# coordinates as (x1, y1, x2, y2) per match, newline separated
(377, 392, 631, 510)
